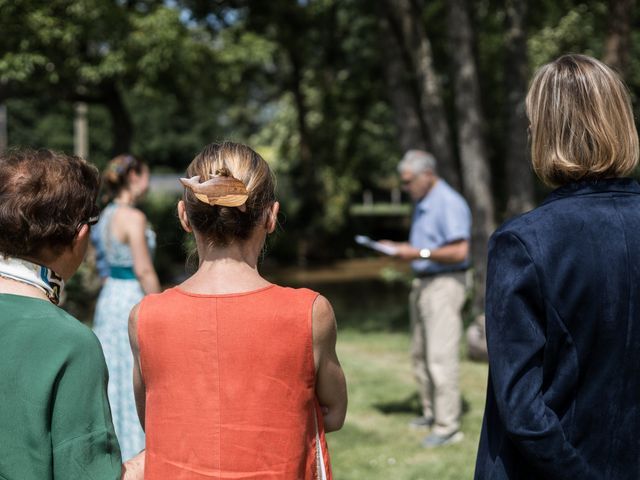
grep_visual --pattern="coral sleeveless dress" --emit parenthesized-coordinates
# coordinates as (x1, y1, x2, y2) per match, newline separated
(137, 284, 332, 480)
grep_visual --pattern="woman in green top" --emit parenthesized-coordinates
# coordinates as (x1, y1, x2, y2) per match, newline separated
(0, 149, 141, 479)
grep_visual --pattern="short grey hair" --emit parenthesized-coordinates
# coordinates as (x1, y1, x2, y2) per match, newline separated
(397, 150, 437, 174)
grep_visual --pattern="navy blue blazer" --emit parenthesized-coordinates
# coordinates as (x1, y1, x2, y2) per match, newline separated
(475, 178, 640, 480)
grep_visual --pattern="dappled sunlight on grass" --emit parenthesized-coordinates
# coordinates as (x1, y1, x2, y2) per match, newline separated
(329, 329, 488, 479)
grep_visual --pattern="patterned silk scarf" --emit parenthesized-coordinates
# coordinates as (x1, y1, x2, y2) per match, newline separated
(0, 256, 64, 305)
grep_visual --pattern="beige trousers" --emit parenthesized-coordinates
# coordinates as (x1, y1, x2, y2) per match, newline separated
(409, 272, 466, 436)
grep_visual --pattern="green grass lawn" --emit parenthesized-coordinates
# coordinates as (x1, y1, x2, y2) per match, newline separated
(327, 328, 488, 479)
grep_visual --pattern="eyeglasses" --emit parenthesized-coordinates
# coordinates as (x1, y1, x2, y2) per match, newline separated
(401, 172, 427, 186)
(78, 205, 100, 229)
(84, 214, 100, 227)
(401, 176, 417, 186)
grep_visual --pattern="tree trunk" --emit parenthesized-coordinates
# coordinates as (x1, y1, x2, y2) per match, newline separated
(286, 45, 319, 265)
(0, 104, 7, 152)
(288, 50, 314, 183)
(383, 0, 460, 189)
(447, 0, 496, 314)
(73, 102, 89, 159)
(504, 0, 535, 217)
(103, 83, 132, 154)
(603, 0, 635, 78)
(379, 14, 428, 153)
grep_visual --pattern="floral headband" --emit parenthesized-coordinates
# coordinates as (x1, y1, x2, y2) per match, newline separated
(180, 168, 248, 211)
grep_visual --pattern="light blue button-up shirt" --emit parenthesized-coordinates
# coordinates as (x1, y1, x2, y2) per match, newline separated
(409, 179, 472, 275)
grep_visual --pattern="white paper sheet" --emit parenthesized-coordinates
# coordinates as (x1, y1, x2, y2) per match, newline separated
(354, 235, 398, 256)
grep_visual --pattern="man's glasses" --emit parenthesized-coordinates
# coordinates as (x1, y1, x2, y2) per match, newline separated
(402, 173, 427, 186)
(401, 176, 416, 186)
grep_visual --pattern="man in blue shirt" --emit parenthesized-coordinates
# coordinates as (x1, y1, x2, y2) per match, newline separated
(384, 150, 471, 448)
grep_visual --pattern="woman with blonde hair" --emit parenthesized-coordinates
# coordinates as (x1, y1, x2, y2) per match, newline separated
(128, 142, 347, 479)
(93, 154, 160, 460)
(474, 54, 640, 479)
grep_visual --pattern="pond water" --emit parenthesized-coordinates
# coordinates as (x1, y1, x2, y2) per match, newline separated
(262, 257, 412, 332)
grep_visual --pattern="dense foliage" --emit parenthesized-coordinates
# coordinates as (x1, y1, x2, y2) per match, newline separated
(1, 0, 635, 271)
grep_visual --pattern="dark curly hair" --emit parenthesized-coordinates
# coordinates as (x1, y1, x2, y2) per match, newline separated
(0, 148, 100, 258)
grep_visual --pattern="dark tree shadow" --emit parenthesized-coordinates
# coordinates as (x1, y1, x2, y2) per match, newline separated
(373, 393, 472, 416)
(309, 279, 411, 333)
(373, 393, 422, 415)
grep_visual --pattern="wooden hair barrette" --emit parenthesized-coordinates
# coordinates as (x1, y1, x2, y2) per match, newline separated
(180, 168, 249, 211)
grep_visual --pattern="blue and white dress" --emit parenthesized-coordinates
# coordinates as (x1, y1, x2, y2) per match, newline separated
(93, 203, 156, 459)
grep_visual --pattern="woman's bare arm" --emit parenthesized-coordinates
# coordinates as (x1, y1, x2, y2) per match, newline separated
(128, 303, 146, 430)
(124, 209, 160, 294)
(312, 295, 347, 432)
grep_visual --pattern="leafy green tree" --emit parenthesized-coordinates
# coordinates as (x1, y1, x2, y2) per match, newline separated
(2, 0, 636, 274)
(0, 0, 218, 154)
(180, 0, 400, 261)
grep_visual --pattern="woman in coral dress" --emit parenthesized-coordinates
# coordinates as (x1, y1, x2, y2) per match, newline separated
(128, 142, 347, 479)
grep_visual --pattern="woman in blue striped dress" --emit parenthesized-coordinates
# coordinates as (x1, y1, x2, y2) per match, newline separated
(92, 154, 161, 459)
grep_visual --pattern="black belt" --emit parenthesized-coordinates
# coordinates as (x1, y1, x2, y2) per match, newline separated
(415, 269, 468, 279)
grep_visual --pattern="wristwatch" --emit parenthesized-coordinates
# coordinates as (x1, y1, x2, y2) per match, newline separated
(419, 248, 432, 259)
